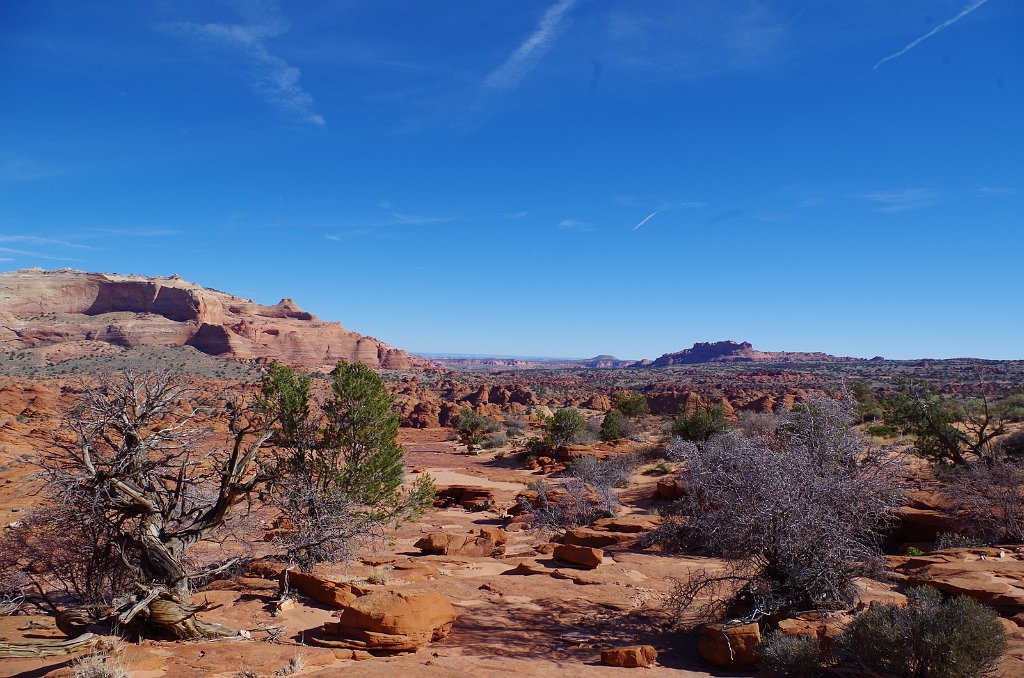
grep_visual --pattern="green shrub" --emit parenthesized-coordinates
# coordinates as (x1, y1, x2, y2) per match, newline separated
(851, 379, 884, 422)
(758, 632, 823, 678)
(866, 423, 898, 438)
(600, 409, 625, 441)
(997, 393, 1024, 423)
(546, 408, 585, 448)
(652, 460, 672, 474)
(614, 392, 649, 418)
(837, 586, 1007, 678)
(452, 407, 488, 451)
(670, 404, 728, 443)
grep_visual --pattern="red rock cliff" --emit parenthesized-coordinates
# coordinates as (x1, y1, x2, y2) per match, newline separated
(0, 268, 427, 371)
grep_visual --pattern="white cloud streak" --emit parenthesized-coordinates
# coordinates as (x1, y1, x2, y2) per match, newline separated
(165, 0, 324, 125)
(632, 211, 658, 230)
(559, 218, 592, 232)
(0, 235, 96, 250)
(0, 246, 78, 262)
(874, 0, 988, 70)
(862, 188, 939, 212)
(483, 0, 579, 90)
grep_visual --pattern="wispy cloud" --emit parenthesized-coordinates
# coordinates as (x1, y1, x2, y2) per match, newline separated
(632, 211, 659, 230)
(976, 186, 1018, 198)
(615, 195, 707, 210)
(324, 205, 457, 240)
(707, 208, 744, 227)
(90, 227, 180, 237)
(325, 230, 373, 241)
(0, 235, 97, 250)
(502, 211, 529, 220)
(162, 0, 324, 126)
(559, 218, 592, 232)
(874, 0, 989, 71)
(0, 246, 79, 262)
(483, 0, 579, 91)
(0, 155, 66, 182)
(389, 213, 455, 226)
(862, 188, 940, 212)
(605, 3, 789, 80)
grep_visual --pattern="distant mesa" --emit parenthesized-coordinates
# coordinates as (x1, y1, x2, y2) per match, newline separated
(580, 354, 634, 368)
(0, 268, 427, 371)
(642, 340, 856, 367)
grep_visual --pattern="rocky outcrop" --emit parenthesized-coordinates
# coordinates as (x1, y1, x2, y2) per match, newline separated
(0, 269, 426, 371)
(642, 340, 856, 367)
(433, 486, 496, 511)
(322, 590, 457, 652)
(889, 548, 1024, 615)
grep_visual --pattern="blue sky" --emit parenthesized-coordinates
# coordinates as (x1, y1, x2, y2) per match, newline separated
(1, 1, 1021, 360)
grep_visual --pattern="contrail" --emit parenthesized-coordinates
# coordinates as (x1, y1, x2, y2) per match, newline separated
(483, 0, 578, 90)
(632, 211, 659, 230)
(874, 0, 988, 70)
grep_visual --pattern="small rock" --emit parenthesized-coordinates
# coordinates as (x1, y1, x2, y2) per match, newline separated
(479, 526, 508, 546)
(601, 645, 658, 668)
(698, 622, 760, 667)
(552, 543, 603, 569)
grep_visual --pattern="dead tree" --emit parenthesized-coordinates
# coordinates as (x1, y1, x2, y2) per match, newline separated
(29, 369, 274, 639)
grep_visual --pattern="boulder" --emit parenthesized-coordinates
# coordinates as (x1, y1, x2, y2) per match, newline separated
(655, 476, 685, 500)
(414, 532, 497, 558)
(698, 622, 760, 668)
(282, 570, 368, 608)
(552, 543, 603, 569)
(478, 526, 508, 546)
(601, 645, 658, 668)
(324, 590, 457, 652)
(583, 395, 612, 411)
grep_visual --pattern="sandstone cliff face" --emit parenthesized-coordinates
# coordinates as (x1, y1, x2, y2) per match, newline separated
(0, 269, 426, 371)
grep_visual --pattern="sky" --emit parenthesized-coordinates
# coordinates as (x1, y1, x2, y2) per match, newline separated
(1, 1, 1021, 360)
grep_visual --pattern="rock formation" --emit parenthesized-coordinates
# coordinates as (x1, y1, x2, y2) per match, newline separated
(0, 268, 426, 371)
(642, 340, 857, 367)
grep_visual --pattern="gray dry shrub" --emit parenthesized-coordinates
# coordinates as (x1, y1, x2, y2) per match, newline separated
(72, 652, 130, 678)
(660, 393, 904, 622)
(523, 478, 615, 530)
(940, 457, 1024, 544)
